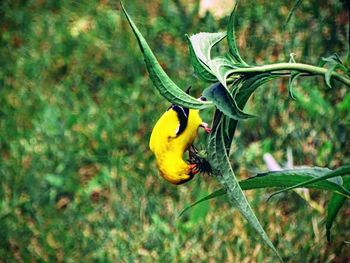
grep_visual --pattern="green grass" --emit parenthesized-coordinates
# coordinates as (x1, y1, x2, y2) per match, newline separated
(1, 0, 349, 262)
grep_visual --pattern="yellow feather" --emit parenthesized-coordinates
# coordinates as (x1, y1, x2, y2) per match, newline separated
(149, 107, 203, 184)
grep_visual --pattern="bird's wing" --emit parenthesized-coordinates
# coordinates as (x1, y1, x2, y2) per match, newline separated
(168, 105, 189, 137)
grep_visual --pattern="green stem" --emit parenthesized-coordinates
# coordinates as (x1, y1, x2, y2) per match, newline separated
(227, 63, 350, 87)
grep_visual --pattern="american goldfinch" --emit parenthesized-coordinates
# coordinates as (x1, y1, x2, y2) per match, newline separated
(149, 103, 211, 185)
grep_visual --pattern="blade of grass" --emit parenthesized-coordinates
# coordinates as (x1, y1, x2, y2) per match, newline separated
(285, 0, 303, 26)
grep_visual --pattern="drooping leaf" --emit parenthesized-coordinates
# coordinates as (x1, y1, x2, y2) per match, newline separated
(325, 63, 338, 88)
(121, 2, 212, 109)
(322, 53, 348, 73)
(222, 74, 280, 152)
(202, 82, 254, 120)
(287, 54, 300, 100)
(186, 34, 218, 83)
(268, 165, 350, 199)
(188, 32, 226, 68)
(208, 117, 283, 262)
(326, 177, 350, 242)
(322, 54, 349, 88)
(287, 71, 302, 100)
(235, 74, 278, 101)
(221, 76, 257, 146)
(227, 1, 248, 66)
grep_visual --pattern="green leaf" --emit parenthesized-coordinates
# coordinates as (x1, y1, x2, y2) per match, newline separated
(202, 82, 254, 120)
(326, 177, 350, 242)
(227, 1, 248, 66)
(208, 117, 283, 262)
(322, 53, 348, 73)
(185, 34, 218, 83)
(188, 32, 226, 68)
(240, 168, 346, 192)
(179, 188, 226, 217)
(188, 35, 243, 87)
(180, 167, 346, 217)
(268, 165, 350, 199)
(322, 54, 349, 88)
(325, 63, 338, 88)
(326, 194, 346, 242)
(208, 55, 237, 87)
(230, 73, 280, 117)
(221, 74, 279, 152)
(287, 55, 301, 100)
(189, 194, 210, 224)
(120, 2, 211, 109)
(287, 71, 302, 99)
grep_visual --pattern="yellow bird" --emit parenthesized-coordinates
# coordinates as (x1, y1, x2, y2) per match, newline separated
(149, 103, 211, 185)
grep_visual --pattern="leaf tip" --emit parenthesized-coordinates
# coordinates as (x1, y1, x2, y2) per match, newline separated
(326, 229, 331, 243)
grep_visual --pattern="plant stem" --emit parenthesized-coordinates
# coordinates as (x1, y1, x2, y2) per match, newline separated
(227, 62, 350, 87)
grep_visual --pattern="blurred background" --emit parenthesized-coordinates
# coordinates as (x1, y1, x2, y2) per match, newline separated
(1, 0, 349, 261)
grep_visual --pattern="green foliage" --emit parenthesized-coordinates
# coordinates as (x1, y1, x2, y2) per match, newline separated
(285, 0, 304, 26)
(1, 0, 350, 262)
(180, 167, 347, 216)
(185, 34, 218, 82)
(321, 53, 349, 88)
(208, 114, 282, 260)
(269, 165, 350, 199)
(326, 177, 350, 242)
(122, 1, 350, 261)
(121, 2, 211, 110)
(227, 1, 248, 66)
(202, 82, 253, 120)
(187, 32, 234, 86)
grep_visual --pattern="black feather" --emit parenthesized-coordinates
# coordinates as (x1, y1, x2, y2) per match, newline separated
(168, 105, 189, 136)
(166, 86, 191, 137)
(188, 146, 212, 175)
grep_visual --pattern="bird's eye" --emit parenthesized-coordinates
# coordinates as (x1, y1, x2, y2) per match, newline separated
(199, 96, 207, 101)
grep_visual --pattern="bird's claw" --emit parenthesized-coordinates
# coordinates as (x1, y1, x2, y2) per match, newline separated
(204, 127, 212, 134)
(189, 164, 200, 175)
(200, 122, 211, 134)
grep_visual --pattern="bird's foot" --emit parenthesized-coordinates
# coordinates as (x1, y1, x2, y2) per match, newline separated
(189, 164, 200, 175)
(200, 122, 212, 134)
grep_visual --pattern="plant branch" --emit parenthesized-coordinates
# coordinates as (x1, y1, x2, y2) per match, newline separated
(227, 62, 350, 87)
